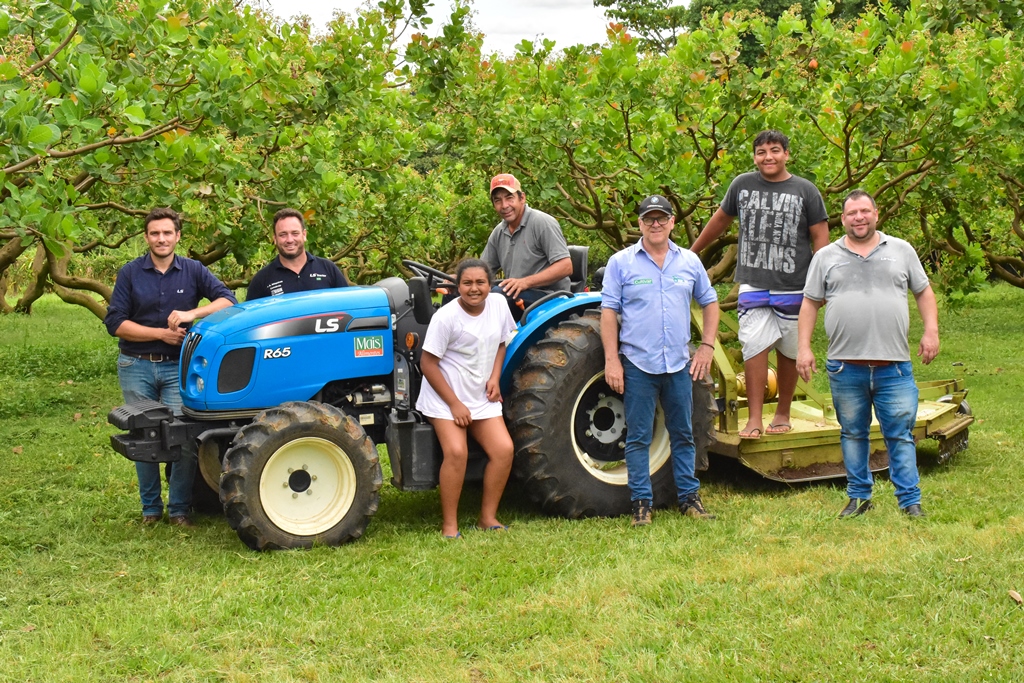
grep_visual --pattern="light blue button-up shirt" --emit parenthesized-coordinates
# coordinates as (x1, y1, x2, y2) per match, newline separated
(601, 239, 717, 375)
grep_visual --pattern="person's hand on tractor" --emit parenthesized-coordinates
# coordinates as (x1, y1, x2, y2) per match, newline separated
(499, 277, 531, 299)
(167, 309, 197, 330)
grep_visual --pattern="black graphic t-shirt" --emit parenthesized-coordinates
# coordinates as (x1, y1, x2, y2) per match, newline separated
(721, 172, 828, 290)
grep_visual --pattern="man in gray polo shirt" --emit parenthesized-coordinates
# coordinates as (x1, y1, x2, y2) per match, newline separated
(481, 173, 572, 320)
(796, 189, 939, 519)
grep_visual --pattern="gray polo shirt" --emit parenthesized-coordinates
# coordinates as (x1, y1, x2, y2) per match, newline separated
(803, 232, 930, 362)
(481, 206, 571, 292)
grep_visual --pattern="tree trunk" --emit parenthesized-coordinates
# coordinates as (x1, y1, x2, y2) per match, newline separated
(13, 244, 49, 314)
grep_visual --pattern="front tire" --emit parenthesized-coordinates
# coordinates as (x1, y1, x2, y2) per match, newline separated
(220, 401, 382, 550)
(507, 309, 717, 518)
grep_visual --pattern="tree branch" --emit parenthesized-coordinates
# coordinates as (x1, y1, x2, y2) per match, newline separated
(44, 245, 113, 302)
(22, 22, 79, 77)
(3, 118, 186, 174)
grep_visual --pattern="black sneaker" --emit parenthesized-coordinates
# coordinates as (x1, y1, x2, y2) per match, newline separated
(901, 504, 925, 518)
(631, 499, 652, 527)
(838, 498, 874, 518)
(679, 493, 716, 520)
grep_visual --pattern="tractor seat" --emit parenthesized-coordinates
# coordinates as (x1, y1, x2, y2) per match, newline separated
(568, 245, 590, 293)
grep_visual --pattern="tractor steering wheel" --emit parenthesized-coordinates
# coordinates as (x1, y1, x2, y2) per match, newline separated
(520, 290, 574, 325)
(402, 260, 456, 288)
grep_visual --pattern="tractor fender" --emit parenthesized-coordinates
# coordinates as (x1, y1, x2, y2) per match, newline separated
(500, 292, 602, 396)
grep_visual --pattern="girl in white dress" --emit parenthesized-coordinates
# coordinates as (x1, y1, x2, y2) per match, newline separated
(417, 259, 517, 538)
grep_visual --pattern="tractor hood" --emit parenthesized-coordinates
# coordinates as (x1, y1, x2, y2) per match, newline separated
(180, 287, 394, 413)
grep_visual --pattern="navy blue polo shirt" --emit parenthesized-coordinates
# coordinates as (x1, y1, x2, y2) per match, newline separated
(104, 253, 237, 358)
(245, 252, 349, 301)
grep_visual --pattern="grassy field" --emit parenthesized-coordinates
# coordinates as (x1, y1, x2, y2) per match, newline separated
(1, 288, 1022, 682)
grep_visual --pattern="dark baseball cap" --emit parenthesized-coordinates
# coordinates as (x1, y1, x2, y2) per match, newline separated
(638, 195, 673, 217)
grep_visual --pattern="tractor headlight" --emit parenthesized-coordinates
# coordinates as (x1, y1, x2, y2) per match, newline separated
(196, 376, 204, 393)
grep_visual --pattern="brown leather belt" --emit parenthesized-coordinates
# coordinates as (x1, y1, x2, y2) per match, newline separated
(842, 359, 894, 367)
(122, 351, 178, 362)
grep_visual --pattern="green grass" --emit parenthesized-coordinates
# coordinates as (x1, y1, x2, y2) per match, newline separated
(1, 290, 1023, 682)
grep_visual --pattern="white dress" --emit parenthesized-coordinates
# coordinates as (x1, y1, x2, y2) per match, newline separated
(415, 293, 517, 420)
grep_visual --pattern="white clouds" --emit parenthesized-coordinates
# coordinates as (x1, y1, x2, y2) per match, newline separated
(258, 0, 612, 55)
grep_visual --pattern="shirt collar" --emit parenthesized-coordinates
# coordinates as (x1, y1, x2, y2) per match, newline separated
(634, 236, 681, 258)
(272, 252, 313, 270)
(837, 231, 889, 254)
(502, 206, 532, 235)
(141, 253, 180, 271)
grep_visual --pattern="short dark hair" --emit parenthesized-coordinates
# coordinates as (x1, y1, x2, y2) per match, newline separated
(273, 208, 305, 232)
(753, 130, 790, 152)
(144, 207, 181, 233)
(843, 189, 877, 210)
(455, 258, 494, 287)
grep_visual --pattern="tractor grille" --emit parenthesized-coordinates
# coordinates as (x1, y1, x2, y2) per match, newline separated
(180, 332, 202, 373)
(218, 347, 256, 394)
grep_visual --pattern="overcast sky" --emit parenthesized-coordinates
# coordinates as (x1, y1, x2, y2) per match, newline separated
(259, 0, 616, 56)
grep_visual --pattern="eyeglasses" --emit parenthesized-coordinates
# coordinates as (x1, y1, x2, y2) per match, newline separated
(641, 215, 672, 227)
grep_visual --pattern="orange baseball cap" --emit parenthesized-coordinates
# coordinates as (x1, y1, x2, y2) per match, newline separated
(489, 173, 522, 195)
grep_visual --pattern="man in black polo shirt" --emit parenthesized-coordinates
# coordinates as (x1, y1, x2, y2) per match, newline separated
(104, 207, 236, 527)
(246, 208, 349, 300)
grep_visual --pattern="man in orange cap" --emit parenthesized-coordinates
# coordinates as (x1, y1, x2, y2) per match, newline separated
(482, 173, 572, 319)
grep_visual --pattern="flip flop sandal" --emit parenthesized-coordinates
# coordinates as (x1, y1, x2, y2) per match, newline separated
(766, 423, 793, 435)
(738, 428, 762, 440)
(477, 524, 509, 532)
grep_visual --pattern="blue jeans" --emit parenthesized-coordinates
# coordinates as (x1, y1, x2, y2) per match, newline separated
(622, 356, 700, 502)
(117, 353, 196, 517)
(826, 360, 921, 508)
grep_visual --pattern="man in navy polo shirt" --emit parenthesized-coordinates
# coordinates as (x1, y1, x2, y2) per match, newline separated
(104, 207, 236, 526)
(246, 208, 349, 300)
(601, 195, 721, 527)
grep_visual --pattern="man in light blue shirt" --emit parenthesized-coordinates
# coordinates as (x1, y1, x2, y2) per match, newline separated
(601, 195, 721, 527)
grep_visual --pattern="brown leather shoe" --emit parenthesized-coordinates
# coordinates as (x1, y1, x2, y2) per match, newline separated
(142, 514, 162, 525)
(168, 515, 196, 528)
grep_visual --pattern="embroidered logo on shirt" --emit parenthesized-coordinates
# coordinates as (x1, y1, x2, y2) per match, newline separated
(632, 278, 654, 285)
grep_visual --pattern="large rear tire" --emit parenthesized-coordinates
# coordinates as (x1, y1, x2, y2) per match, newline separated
(507, 309, 717, 518)
(220, 401, 382, 550)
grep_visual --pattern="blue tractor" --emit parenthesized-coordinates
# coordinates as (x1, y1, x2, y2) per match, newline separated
(108, 255, 719, 550)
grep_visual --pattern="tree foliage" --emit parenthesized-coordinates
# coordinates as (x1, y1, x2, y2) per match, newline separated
(0, 0, 465, 316)
(426, 0, 1024, 300)
(2, 0, 1023, 318)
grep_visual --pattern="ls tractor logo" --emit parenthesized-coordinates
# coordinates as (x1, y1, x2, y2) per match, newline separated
(354, 335, 384, 358)
(253, 312, 353, 340)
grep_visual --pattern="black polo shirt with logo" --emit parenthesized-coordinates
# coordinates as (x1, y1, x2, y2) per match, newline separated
(246, 252, 349, 301)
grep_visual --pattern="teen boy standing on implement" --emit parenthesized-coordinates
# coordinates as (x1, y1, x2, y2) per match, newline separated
(690, 130, 829, 439)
